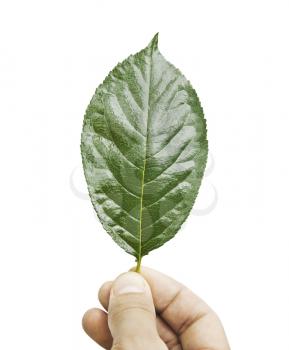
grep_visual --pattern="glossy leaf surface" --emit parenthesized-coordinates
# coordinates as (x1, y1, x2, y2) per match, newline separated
(81, 34, 208, 264)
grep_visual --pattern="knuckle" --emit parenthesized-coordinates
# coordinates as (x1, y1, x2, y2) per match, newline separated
(109, 304, 154, 327)
(109, 295, 154, 321)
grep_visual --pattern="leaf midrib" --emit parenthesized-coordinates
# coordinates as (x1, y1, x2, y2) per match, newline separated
(137, 48, 154, 264)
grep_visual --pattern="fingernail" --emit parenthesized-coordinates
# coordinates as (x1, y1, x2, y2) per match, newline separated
(112, 272, 145, 295)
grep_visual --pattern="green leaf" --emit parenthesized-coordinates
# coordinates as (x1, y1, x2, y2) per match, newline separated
(81, 34, 208, 270)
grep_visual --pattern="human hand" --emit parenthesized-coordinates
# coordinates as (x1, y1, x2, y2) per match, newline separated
(82, 267, 230, 350)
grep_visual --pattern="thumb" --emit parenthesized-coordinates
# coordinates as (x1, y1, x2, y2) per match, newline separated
(108, 272, 167, 350)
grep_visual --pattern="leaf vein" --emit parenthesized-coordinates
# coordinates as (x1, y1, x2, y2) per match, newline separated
(144, 139, 191, 185)
(101, 207, 138, 240)
(115, 93, 145, 138)
(144, 171, 192, 209)
(142, 197, 183, 230)
(101, 190, 140, 223)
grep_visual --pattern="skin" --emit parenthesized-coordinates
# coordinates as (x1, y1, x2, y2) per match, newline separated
(82, 267, 230, 350)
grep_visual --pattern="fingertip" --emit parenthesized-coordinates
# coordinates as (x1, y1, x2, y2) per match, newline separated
(98, 281, 112, 310)
(111, 272, 147, 296)
(82, 308, 101, 332)
(129, 265, 158, 278)
(129, 265, 149, 272)
(82, 308, 113, 349)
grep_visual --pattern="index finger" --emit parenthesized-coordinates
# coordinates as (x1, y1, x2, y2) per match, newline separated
(137, 267, 210, 331)
(138, 267, 230, 350)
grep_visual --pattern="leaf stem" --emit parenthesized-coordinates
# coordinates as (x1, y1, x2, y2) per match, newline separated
(135, 256, 142, 273)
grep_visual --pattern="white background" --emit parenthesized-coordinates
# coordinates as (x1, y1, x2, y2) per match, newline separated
(0, 0, 288, 349)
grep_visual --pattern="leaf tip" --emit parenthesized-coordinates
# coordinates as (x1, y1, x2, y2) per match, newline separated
(148, 32, 159, 52)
